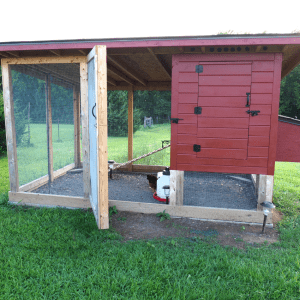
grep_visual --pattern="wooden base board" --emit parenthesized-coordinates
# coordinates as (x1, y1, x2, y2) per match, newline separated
(19, 163, 76, 192)
(114, 164, 167, 173)
(9, 192, 272, 226)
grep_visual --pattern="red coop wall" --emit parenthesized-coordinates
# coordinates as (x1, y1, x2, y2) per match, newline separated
(276, 117, 300, 162)
(171, 53, 283, 175)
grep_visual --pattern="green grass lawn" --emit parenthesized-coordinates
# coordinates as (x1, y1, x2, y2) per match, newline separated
(16, 123, 171, 186)
(0, 151, 300, 298)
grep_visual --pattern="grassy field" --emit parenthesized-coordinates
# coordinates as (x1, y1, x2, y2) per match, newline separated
(0, 152, 299, 298)
(16, 123, 171, 185)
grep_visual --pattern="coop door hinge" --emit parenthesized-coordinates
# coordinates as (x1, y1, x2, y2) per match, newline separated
(246, 110, 260, 116)
(195, 65, 203, 73)
(193, 144, 201, 152)
(194, 106, 202, 114)
(170, 118, 183, 124)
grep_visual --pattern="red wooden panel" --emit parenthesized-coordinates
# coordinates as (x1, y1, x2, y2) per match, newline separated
(198, 97, 248, 107)
(177, 154, 197, 164)
(179, 72, 198, 83)
(186, 156, 268, 167)
(178, 134, 197, 144)
(176, 114, 197, 124)
(252, 61, 274, 72)
(177, 164, 267, 175)
(197, 138, 248, 149)
(198, 128, 248, 139)
(251, 83, 273, 94)
(196, 148, 247, 159)
(249, 126, 270, 136)
(250, 105, 272, 115)
(178, 62, 198, 72)
(276, 121, 300, 162)
(179, 83, 198, 93)
(199, 64, 252, 75)
(249, 115, 271, 126)
(198, 107, 250, 118)
(251, 72, 274, 83)
(268, 53, 283, 175)
(198, 75, 251, 86)
(248, 147, 269, 157)
(198, 86, 250, 97)
(198, 118, 249, 128)
(251, 94, 273, 105)
(178, 124, 197, 135)
(177, 144, 195, 155)
(248, 136, 270, 147)
(178, 93, 198, 104)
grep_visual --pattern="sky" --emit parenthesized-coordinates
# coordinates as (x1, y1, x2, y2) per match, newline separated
(1, 1, 299, 43)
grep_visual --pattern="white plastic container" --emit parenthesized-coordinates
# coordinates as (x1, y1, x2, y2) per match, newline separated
(156, 168, 170, 199)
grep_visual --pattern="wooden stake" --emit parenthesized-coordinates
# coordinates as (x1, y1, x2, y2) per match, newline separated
(257, 175, 274, 210)
(80, 62, 90, 199)
(45, 74, 54, 182)
(128, 86, 134, 172)
(96, 45, 109, 229)
(73, 87, 81, 168)
(1, 63, 19, 192)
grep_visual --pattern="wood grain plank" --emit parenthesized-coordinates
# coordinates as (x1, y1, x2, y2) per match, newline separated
(177, 134, 197, 144)
(251, 72, 274, 82)
(199, 75, 251, 86)
(248, 136, 270, 147)
(249, 115, 271, 126)
(198, 118, 249, 128)
(196, 148, 247, 159)
(198, 128, 249, 139)
(252, 61, 274, 72)
(250, 94, 273, 105)
(178, 124, 197, 135)
(249, 126, 270, 136)
(177, 164, 268, 175)
(197, 138, 248, 149)
(178, 82, 198, 93)
(1, 64, 19, 192)
(250, 105, 272, 115)
(178, 93, 198, 104)
(176, 114, 197, 124)
(248, 147, 269, 157)
(251, 83, 273, 94)
(179, 72, 198, 83)
(197, 97, 248, 107)
(198, 86, 250, 97)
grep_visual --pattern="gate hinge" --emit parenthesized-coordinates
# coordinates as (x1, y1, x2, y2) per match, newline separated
(194, 106, 202, 114)
(193, 144, 201, 152)
(195, 65, 203, 73)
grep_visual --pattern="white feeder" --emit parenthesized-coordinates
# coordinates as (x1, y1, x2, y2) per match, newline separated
(156, 168, 170, 199)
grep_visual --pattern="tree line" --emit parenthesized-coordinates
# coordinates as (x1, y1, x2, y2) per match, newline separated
(0, 64, 300, 155)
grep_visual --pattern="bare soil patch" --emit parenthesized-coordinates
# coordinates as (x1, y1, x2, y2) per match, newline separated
(110, 209, 282, 249)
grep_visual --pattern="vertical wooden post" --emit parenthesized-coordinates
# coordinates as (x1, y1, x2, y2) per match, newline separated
(80, 62, 90, 199)
(128, 86, 134, 172)
(1, 63, 19, 192)
(257, 174, 274, 210)
(45, 74, 54, 182)
(169, 170, 184, 206)
(73, 86, 81, 168)
(96, 45, 109, 229)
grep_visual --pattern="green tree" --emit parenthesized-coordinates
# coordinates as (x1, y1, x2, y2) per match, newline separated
(279, 64, 300, 118)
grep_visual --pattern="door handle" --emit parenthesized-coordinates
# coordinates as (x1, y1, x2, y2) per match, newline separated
(246, 93, 250, 107)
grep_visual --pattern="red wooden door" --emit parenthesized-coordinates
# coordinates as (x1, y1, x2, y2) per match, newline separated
(171, 59, 270, 174)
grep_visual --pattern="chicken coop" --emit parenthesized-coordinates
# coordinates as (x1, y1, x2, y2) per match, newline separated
(1, 34, 300, 229)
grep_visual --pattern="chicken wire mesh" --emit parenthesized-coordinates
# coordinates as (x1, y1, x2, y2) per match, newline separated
(11, 63, 80, 187)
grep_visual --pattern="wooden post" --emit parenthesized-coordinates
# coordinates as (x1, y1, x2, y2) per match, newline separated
(1, 63, 19, 192)
(257, 175, 274, 210)
(169, 170, 184, 206)
(128, 86, 134, 172)
(45, 74, 54, 182)
(80, 62, 90, 199)
(73, 86, 81, 168)
(96, 45, 109, 229)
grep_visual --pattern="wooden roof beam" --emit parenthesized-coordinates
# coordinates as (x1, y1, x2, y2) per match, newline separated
(147, 48, 172, 80)
(107, 63, 135, 85)
(107, 77, 117, 86)
(6, 51, 20, 57)
(78, 49, 89, 55)
(0, 52, 10, 58)
(49, 50, 61, 56)
(108, 56, 147, 86)
(281, 52, 300, 79)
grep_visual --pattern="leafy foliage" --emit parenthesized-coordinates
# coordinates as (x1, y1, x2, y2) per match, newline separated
(279, 64, 300, 118)
(156, 210, 171, 222)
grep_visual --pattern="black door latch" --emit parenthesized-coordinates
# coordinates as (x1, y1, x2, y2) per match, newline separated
(170, 118, 183, 124)
(246, 110, 260, 116)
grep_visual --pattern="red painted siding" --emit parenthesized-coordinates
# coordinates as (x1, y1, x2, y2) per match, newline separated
(276, 118, 300, 162)
(171, 53, 283, 175)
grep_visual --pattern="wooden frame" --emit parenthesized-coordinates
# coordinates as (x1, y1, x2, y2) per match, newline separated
(128, 86, 133, 171)
(1, 56, 88, 194)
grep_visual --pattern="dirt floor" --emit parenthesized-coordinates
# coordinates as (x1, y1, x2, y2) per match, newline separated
(109, 209, 283, 249)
